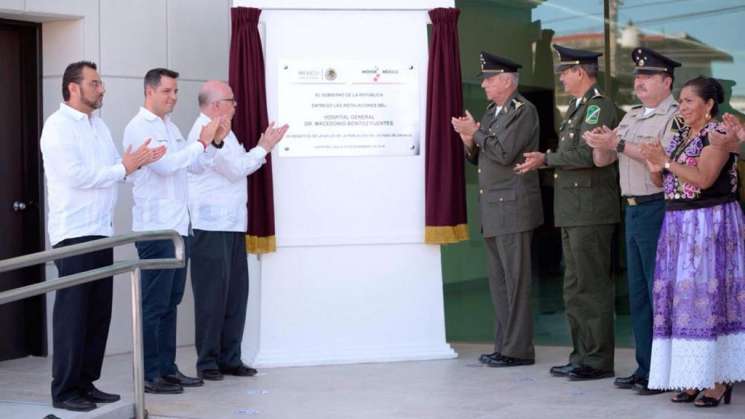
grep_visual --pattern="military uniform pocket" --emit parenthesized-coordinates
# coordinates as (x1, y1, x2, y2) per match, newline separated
(558, 176, 593, 217)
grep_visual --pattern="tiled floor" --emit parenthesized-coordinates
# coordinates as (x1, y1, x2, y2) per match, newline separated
(0, 343, 742, 419)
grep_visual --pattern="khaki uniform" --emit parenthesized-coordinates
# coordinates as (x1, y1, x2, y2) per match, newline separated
(545, 83, 621, 371)
(616, 94, 679, 197)
(614, 93, 679, 379)
(466, 91, 543, 359)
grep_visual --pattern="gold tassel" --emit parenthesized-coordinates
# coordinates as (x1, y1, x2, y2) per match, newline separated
(424, 224, 469, 244)
(245, 235, 276, 254)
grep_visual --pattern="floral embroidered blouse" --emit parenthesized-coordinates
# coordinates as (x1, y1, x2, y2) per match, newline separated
(663, 121, 739, 210)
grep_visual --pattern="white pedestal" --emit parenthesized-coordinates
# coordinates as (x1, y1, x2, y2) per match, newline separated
(237, 0, 456, 367)
(243, 244, 455, 367)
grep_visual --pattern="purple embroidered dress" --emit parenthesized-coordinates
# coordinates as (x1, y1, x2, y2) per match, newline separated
(649, 121, 745, 390)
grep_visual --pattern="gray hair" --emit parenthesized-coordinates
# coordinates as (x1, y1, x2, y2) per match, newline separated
(578, 64, 598, 79)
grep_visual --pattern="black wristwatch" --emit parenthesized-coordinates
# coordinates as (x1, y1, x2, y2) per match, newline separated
(616, 139, 626, 153)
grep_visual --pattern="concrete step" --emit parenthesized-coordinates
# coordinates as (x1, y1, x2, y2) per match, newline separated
(0, 399, 134, 419)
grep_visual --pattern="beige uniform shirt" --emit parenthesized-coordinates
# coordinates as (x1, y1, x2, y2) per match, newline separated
(616, 94, 679, 196)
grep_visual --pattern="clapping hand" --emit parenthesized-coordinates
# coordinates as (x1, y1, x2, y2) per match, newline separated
(710, 113, 745, 152)
(640, 142, 666, 173)
(258, 122, 289, 152)
(214, 117, 232, 144)
(514, 152, 546, 174)
(451, 110, 479, 147)
(583, 125, 618, 150)
(122, 138, 167, 175)
(198, 117, 222, 148)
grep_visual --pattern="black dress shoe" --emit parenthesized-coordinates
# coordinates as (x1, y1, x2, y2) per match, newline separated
(198, 369, 224, 381)
(550, 363, 577, 377)
(485, 355, 535, 368)
(633, 381, 665, 395)
(220, 364, 258, 377)
(479, 351, 501, 364)
(567, 365, 614, 381)
(163, 370, 204, 387)
(81, 386, 121, 403)
(614, 373, 643, 389)
(144, 378, 184, 394)
(52, 396, 97, 412)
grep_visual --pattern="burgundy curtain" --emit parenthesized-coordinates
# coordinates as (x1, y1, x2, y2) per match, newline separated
(229, 7, 276, 253)
(424, 8, 468, 244)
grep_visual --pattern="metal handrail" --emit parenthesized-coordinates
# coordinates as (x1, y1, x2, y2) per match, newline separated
(0, 229, 185, 419)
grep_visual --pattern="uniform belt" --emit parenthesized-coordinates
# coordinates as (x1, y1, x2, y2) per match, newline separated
(623, 192, 664, 206)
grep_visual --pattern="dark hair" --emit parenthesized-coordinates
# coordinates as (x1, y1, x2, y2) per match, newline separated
(62, 61, 97, 101)
(144, 68, 179, 93)
(661, 72, 674, 90)
(682, 76, 724, 117)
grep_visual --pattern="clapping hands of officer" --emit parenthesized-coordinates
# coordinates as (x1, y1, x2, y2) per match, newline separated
(451, 110, 479, 148)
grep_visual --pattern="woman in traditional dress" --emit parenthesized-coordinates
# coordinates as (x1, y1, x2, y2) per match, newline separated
(640, 76, 745, 408)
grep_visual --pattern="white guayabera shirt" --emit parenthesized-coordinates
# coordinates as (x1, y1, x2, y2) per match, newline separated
(123, 107, 215, 236)
(187, 113, 267, 233)
(41, 103, 125, 246)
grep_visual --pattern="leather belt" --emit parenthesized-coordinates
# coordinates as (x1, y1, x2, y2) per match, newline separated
(624, 192, 664, 206)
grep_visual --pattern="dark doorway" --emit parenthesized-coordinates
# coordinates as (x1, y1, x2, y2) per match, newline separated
(0, 18, 46, 360)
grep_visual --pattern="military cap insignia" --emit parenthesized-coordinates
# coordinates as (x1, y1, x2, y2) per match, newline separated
(585, 105, 601, 124)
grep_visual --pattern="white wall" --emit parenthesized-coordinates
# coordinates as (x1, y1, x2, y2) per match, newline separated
(0, 0, 233, 357)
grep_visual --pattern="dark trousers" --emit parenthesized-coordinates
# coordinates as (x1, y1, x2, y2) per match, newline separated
(135, 236, 191, 381)
(484, 231, 535, 360)
(190, 230, 248, 372)
(562, 224, 615, 371)
(624, 199, 664, 379)
(51, 236, 113, 403)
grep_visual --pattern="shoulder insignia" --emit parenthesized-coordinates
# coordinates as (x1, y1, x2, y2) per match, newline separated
(585, 104, 601, 124)
(671, 115, 685, 132)
(512, 98, 524, 110)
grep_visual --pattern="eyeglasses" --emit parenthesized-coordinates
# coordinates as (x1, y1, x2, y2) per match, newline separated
(215, 98, 237, 106)
(78, 79, 104, 89)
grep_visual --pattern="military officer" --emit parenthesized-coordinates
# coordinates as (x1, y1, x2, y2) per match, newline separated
(515, 45, 621, 380)
(584, 48, 681, 395)
(452, 52, 543, 367)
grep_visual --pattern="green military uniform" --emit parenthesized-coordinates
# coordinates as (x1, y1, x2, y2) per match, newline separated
(466, 90, 543, 361)
(545, 82, 621, 372)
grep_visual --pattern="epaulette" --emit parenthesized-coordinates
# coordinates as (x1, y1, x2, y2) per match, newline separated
(671, 115, 685, 131)
(511, 98, 524, 110)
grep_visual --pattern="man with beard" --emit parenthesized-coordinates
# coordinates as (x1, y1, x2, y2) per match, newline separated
(123, 68, 224, 394)
(41, 61, 165, 411)
(584, 48, 681, 395)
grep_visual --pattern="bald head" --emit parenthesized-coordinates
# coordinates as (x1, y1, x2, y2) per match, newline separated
(198, 80, 236, 119)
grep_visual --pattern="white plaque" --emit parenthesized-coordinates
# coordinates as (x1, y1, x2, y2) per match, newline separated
(277, 61, 420, 157)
